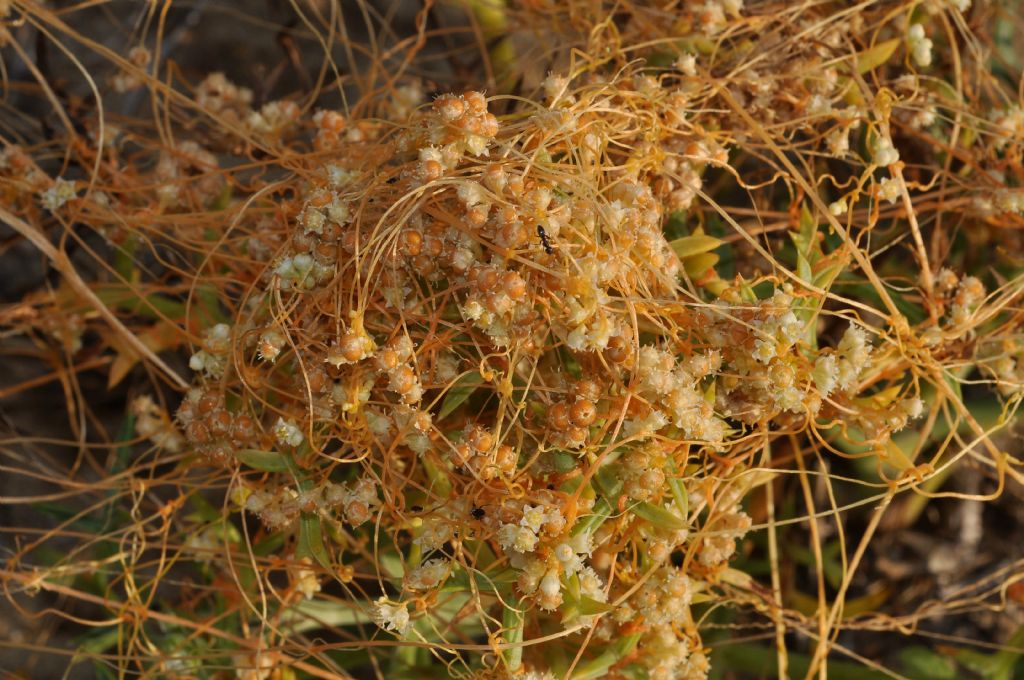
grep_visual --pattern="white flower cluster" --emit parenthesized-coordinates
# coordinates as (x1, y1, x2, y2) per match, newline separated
(290, 557, 321, 599)
(402, 91, 499, 175)
(40, 178, 77, 212)
(299, 190, 351, 237)
(516, 531, 602, 612)
(693, 0, 744, 34)
(330, 375, 374, 414)
(189, 323, 232, 377)
(404, 558, 450, 591)
(372, 597, 410, 635)
(907, 24, 933, 67)
(949, 275, 985, 325)
(256, 328, 286, 362)
(813, 324, 873, 398)
(630, 346, 726, 443)
(993, 188, 1024, 215)
(561, 257, 616, 352)
(871, 133, 900, 166)
(246, 100, 300, 138)
(498, 504, 565, 555)
(991, 106, 1024, 149)
(195, 72, 253, 119)
(878, 175, 902, 204)
(699, 511, 752, 566)
(644, 624, 707, 680)
(414, 516, 454, 553)
(131, 395, 184, 453)
(985, 346, 1024, 397)
(273, 252, 334, 291)
(324, 476, 380, 526)
(614, 566, 692, 629)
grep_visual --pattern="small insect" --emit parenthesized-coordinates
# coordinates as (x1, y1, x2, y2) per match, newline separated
(536, 224, 553, 255)
(411, 505, 423, 512)
(471, 507, 486, 519)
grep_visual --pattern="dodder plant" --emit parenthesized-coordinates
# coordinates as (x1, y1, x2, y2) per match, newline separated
(2, 0, 1024, 678)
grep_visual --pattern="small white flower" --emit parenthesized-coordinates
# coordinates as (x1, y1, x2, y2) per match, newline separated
(676, 53, 697, 76)
(539, 569, 561, 597)
(907, 24, 933, 67)
(878, 176, 902, 204)
(292, 557, 321, 599)
(326, 164, 358, 187)
(553, 543, 574, 563)
(900, 396, 924, 419)
(372, 598, 410, 634)
(753, 337, 776, 363)
(257, 329, 286, 362)
(813, 354, 838, 396)
(872, 134, 900, 166)
(274, 417, 304, 447)
(40, 178, 77, 212)
(405, 558, 450, 590)
(520, 504, 546, 532)
(497, 523, 538, 553)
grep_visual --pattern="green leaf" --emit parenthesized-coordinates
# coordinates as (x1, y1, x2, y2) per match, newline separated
(113, 234, 139, 281)
(94, 284, 188, 320)
(423, 456, 453, 499)
(282, 598, 377, 632)
(559, 346, 583, 379)
(683, 252, 720, 278)
(572, 496, 613, 539)
(812, 260, 845, 289)
(833, 281, 927, 324)
(502, 601, 525, 673)
(552, 451, 578, 473)
(297, 512, 332, 569)
(592, 464, 623, 498)
(236, 449, 291, 472)
(630, 501, 689, 531)
(854, 38, 900, 74)
(438, 371, 483, 421)
(576, 593, 615, 616)
(670, 233, 724, 260)
(791, 203, 821, 285)
(900, 647, 958, 680)
(112, 412, 135, 475)
(572, 633, 641, 680)
(798, 204, 818, 260)
(442, 566, 516, 594)
(253, 531, 287, 557)
(943, 368, 964, 404)
(194, 283, 228, 326)
(667, 473, 688, 522)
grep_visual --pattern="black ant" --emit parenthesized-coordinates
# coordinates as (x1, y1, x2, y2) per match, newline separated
(536, 225, 553, 255)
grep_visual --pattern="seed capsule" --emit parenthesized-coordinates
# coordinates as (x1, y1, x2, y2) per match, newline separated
(400, 230, 423, 257)
(389, 365, 416, 395)
(186, 420, 211, 445)
(570, 399, 597, 427)
(208, 410, 232, 437)
(502, 272, 526, 300)
(547, 403, 570, 430)
(471, 427, 494, 453)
